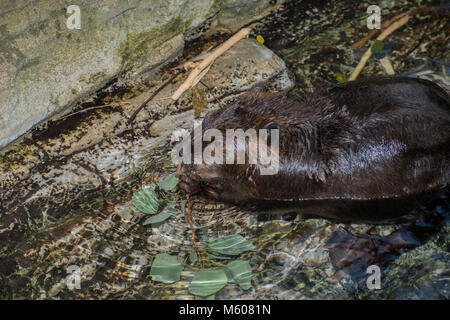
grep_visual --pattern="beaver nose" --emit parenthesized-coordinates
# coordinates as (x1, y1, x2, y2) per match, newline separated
(204, 187, 219, 199)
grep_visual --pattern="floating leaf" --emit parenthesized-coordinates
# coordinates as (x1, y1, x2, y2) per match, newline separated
(150, 253, 183, 283)
(133, 187, 159, 214)
(226, 260, 253, 290)
(256, 35, 265, 44)
(188, 269, 228, 297)
(142, 202, 177, 225)
(371, 40, 384, 54)
(157, 172, 180, 192)
(207, 234, 255, 256)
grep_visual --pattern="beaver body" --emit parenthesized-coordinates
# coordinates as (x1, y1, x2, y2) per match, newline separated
(179, 76, 450, 223)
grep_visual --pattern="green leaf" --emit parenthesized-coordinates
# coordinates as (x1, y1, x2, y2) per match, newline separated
(371, 40, 384, 54)
(133, 187, 159, 214)
(226, 260, 253, 290)
(150, 253, 183, 283)
(157, 172, 180, 192)
(335, 73, 345, 84)
(142, 202, 177, 225)
(188, 269, 228, 297)
(207, 234, 255, 256)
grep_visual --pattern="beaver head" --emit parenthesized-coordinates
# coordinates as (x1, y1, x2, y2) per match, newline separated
(177, 88, 358, 206)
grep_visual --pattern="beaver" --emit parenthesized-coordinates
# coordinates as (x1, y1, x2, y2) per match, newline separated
(178, 76, 449, 224)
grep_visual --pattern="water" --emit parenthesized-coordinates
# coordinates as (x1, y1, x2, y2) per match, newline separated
(0, 0, 448, 300)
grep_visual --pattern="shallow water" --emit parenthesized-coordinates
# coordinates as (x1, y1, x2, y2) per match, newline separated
(0, 0, 448, 300)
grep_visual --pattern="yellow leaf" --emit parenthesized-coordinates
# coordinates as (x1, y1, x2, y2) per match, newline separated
(335, 73, 345, 84)
(256, 35, 264, 44)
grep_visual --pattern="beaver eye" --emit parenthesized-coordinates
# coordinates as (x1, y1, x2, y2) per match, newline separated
(203, 179, 224, 191)
(214, 182, 224, 190)
(261, 121, 280, 146)
(262, 121, 280, 130)
(235, 106, 247, 116)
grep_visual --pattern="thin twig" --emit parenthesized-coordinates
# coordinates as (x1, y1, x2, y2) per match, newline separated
(349, 15, 409, 81)
(349, 5, 447, 80)
(351, 5, 444, 48)
(186, 194, 205, 266)
(351, 11, 409, 48)
(186, 194, 195, 245)
(171, 28, 251, 100)
(203, 5, 285, 55)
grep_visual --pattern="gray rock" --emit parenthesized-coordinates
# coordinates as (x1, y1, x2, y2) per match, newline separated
(214, 0, 278, 32)
(0, 0, 282, 149)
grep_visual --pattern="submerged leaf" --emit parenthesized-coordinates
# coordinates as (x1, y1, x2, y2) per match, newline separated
(335, 73, 345, 84)
(371, 40, 384, 54)
(157, 172, 180, 192)
(207, 234, 255, 256)
(142, 202, 177, 225)
(226, 260, 253, 290)
(133, 187, 159, 214)
(188, 269, 228, 297)
(150, 253, 184, 283)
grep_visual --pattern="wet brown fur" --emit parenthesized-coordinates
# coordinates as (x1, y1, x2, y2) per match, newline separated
(179, 76, 450, 223)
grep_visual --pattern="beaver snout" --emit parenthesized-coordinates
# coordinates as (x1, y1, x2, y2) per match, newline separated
(178, 165, 222, 199)
(178, 173, 202, 195)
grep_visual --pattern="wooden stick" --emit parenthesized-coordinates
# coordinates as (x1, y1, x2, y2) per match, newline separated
(171, 28, 251, 100)
(351, 12, 409, 48)
(349, 15, 409, 81)
(351, 4, 441, 49)
(376, 15, 409, 42)
(379, 56, 395, 75)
